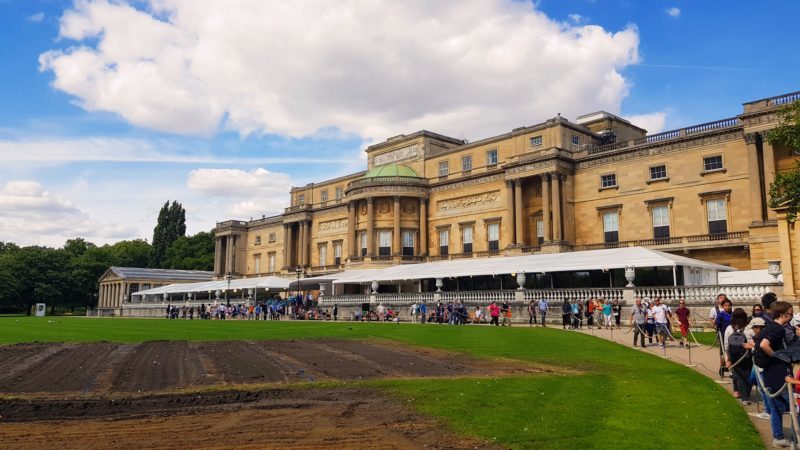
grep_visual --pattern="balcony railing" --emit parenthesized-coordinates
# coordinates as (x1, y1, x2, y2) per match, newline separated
(475, 249, 501, 257)
(346, 176, 428, 191)
(573, 232, 748, 251)
(768, 91, 800, 106)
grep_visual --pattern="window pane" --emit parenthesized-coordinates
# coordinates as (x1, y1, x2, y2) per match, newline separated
(462, 156, 472, 171)
(487, 149, 498, 165)
(360, 232, 367, 249)
(321, 190, 328, 202)
(254, 255, 260, 273)
(652, 206, 669, 227)
(536, 220, 544, 237)
(650, 165, 667, 180)
(439, 161, 449, 176)
(530, 136, 542, 146)
(462, 226, 473, 244)
(268, 254, 275, 272)
(379, 231, 391, 247)
(601, 174, 616, 188)
(604, 231, 619, 243)
(654, 226, 670, 239)
(319, 246, 327, 266)
(704, 156, 723, 171)
(334, 243, 342, 257)
(335, 187, 343, 199)
(603, 212, 618, 232)
(707, 199, 726, 221)
(402, 231, 414, 248)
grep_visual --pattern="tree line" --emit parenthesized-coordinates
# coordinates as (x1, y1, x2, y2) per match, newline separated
(0, 201, 214, 314)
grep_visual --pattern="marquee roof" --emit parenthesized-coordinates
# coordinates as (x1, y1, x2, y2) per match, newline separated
(102, 267, 213, 282)
(332, 247, 734, 284)
(131, 275, 291, 297)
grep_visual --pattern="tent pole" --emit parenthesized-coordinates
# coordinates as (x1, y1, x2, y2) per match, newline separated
(673, 266, 677, 286)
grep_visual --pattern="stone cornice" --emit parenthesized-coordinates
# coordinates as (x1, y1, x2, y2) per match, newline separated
(504, 157, 574, 177)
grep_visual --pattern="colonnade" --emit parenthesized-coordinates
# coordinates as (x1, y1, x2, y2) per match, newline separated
(745, 132, 778, 223)
(345, 196, 428, 259)
(98, 281, 126, 309)
(213, 235, 238, 276)
(506, 172, 565, 247)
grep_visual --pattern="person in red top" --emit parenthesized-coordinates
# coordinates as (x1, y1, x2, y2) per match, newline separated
(488, 301, 500, 326)
(674, 299, 691, 347)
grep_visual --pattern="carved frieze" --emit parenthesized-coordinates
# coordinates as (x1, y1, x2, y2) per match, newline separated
(318, 218, 349, 234)
(373, 144, 420, 166)
(430, 173, 504, 193)
(438, 191, 501, 214)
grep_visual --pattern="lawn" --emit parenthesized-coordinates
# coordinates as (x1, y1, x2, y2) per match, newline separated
(0, 317, 760, 448)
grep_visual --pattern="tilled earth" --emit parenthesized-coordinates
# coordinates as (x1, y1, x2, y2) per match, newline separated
(0, 339, 542, 449)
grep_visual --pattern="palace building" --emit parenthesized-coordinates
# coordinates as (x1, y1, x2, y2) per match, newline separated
(213, 91, 800, 299)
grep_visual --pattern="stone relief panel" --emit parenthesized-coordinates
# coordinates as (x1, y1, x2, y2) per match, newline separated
(317, 218, 349, 235)
(437, 190, 501, 216)
(373, 144, 420, 166)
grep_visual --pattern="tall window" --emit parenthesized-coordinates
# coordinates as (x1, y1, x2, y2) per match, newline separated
(335, 187, 343, 200)
(360, 232, 367, 256)
(298, 194, 305, 205)
(268, 253, 276, 273)
(462, 226, 473, 253)
(318, 244, 327, 266)
(603, 212, 619, 243)
(571, 135, 580, 146)
(402, 231, 414, 256)
(652, 206, 670, 240)
(253, 254, 261, 274)
(536, 219, 544, 244)
(650, 165, 667, 180)
(703, 155, 724, 172)
(530, 136, 542, 146)
(601, 174, 617, 189)
(462, 155, 472, 172)
(707, 199, 728, 234)
(321, 190, 329, 202)
(486, 149, 498, 166)
(378, 231, 392, 256)
(487, 223, 500, 251)
(439, 229, 449, 256)
(438, 161, 449, 177)
(334, 243, 342, 265)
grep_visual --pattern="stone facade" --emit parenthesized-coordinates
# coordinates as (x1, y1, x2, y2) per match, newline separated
(96, 267, 213, 315)
(214, 91, 800, 298)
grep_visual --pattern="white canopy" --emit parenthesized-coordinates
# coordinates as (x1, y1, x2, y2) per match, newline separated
(131, 275, 291, 297)
(288, 269, 383, 289)
(333, 247, 734, 284)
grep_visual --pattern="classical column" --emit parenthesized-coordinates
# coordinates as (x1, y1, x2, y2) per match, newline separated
(393, 196, 401, 255)
(213, 238, 221, 275)
(99, 284, 104, 308)
(542, 174, 552, 241)
(299, 221, 307, 267)
(304, 219, 312, 267)
(552, 174, 562, 242)
(505, 180, 516, 245)
(419, 198, 428, 256)
(224, 236, 232, 274)
(762, 135, 777, 220)
(286, 224, 295, 269)
(514, 179, 524, 246)
(347, 201, 357, 258)
(366, 197, 375, 256)
(745, 133, 765, 223)
(282, 224, 289, 268)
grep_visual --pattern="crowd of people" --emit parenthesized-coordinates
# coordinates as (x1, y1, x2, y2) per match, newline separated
(164, 293, 337, 321)
(560, 298, 623, 331)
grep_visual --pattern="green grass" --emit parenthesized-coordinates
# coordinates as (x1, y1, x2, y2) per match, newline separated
(0, 317, 760, 449)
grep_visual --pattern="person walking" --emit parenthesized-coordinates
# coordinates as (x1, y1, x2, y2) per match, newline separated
(527, 300, 537, 326)
(725, 308, 753, 406)
(333, 304, 338, 321)
(755, 301, 794, 448)
(602, 299, 613, 329)
(562, 299, 571, 329)
(538, 298, 548, 326)
(612, 299, 621, 328)
(501, 300, 512, 327)
(592, 298, 603, 330)
(489, 301, 500, 326)
(630, 297, 647, 348)
(420, 302, 427, 324)
(674, 299, 691, 347)
(650, 297, 670, 349)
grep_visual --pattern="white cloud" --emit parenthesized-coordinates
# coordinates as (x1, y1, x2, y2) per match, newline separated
(568, 13, 584, 24)
(187, 168, 291, 219)
(624, 112, 667, 134)
(665, 7, 681, 17)
(0, 180, 137, 246)
(40, 0, 642, 143)
(27, 12, 45, 22)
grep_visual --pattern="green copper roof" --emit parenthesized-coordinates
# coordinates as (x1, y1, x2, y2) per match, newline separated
(363, 164, 420, 178)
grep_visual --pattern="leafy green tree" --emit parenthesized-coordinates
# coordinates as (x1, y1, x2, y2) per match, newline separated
(150, 200, 186, 267)
(767, 100, 800, 222)
(163, 231, 215, 271)
(108, 239, 151, 267)
(0, 241, 19, 255)
(4, 246, 72, 315)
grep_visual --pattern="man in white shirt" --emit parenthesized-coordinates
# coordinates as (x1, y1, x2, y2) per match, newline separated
(650, 297, 671, 348)
(708, 293, 727, 327)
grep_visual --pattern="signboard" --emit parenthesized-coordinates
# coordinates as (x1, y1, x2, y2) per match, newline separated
(373, 144, 419, 166)
(35, 303, 46, 317)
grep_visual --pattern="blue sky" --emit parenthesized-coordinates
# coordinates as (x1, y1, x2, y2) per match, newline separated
(0, 0, 798, 246)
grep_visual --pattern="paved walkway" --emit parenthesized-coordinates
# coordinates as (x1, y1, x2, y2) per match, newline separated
(561, 324, 778, 448)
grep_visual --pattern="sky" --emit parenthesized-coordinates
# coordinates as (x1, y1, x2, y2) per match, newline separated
(1, 0, 798, 247)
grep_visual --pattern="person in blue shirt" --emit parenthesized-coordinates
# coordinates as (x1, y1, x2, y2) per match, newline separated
(538, 299, 548, 326)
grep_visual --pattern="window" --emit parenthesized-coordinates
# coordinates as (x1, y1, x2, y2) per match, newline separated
(462, 155, 472, 172)
(402, 231, 414, 256)
(462, 226, 473, 253)
(318, 244, 327, 267)
(571, 135, 580, 146)
(651, 206, 670, 240)
(536, 219, 544, 245)
(650, 165, 667, 180)
(268, 233, 276, 243)
(603, 212, 619, 243)
(378, 230, 392, 256)
(439, 229, 449, 256)
(530, 136, 542, 147)
(321, 190, 329, 202)
(707, 199, 728, 235)
(334, 243, 342, 265)
(703, 155, 724, 172)
(360, 232, 368, 256)
(268, 253, 276, 273)
(253, 254, 261, 274)
(486, 149, 498, 166)
(438, 161, 449, 177)
(298, 194, 305, 205)
(335, 187, 343, 200)
(487, 223, 500, 251)
(600, 174, 617, 189)
(255, 235, 262, 245)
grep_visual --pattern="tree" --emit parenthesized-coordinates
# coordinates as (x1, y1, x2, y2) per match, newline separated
(108, 239, 151, 268)
(4, 246, 72, 315)
(163, 231, 215, 271)
(767, 100, 800, 222)
(150, 200, 186, 267)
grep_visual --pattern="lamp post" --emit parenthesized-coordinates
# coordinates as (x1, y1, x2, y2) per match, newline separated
(224, 272, 233, 306)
